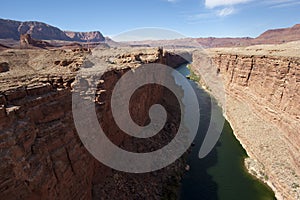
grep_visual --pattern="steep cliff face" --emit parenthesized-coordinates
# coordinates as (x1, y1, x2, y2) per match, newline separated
(0, 76, 96, 199)
(64, 31, 105, 42)
(0, 47, 187, 199)
(192, 42, 300, 200)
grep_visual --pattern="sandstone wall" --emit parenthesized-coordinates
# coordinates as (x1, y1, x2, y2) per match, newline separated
(0, 48, 187, 199)
(215, 54, 300, 144)
(0, 75, 96, 199)
(192, 48, 300, 199)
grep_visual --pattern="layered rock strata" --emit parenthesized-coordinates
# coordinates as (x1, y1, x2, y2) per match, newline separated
(0, 47, 188, 199)
(192, 41, 300, 200)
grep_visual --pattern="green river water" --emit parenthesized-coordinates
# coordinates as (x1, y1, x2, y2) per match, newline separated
(177, 64, 276, 200)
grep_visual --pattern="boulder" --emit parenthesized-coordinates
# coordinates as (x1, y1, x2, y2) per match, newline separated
(0, 62, 9, 72)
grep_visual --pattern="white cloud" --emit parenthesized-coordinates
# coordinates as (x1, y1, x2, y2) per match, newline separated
(205, 0, 251, 8)
(185, 0, 244, 21)
(187, 7, 235, 21)
(187, 12, 215, 20)
(217, 7, 235, 16)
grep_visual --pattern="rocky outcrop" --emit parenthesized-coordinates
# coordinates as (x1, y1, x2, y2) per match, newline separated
(0, 18, 105, 42)
(0, 47, 187, 199)
(191, 42, 300, 200)
(20, 34, 54, 49)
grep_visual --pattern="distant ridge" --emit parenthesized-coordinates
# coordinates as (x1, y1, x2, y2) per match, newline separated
(0, 18, 105, 42)
(125, 24, 300, 48)
(0, 18, 299, 48)
(255, 24, 300, 43)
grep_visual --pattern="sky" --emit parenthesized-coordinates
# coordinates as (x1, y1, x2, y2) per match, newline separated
(1, 0, 300, 39)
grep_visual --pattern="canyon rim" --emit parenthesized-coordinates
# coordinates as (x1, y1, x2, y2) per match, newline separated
(0, 2, 300, 199)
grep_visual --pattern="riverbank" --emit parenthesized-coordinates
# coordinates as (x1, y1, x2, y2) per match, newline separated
(190, 67, 281, 199)
(223, 96, 283, 200)
(178, 64, 275, 200)
(190, 42, 300, 200)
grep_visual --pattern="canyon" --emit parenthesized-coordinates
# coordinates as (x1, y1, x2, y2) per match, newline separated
(0, 17, 300, 199)
(191, 41, 300, 200)
(0, 47, 188, 199)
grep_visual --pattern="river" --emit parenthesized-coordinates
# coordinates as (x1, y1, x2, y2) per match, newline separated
(176, 64, 275, 200)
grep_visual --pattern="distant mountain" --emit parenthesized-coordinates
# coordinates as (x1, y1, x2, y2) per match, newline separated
(0, 18, 105, 42)
(1, 18, 299, 49)
(125, 37, 253, 48)
(125, 24, 300, 48)
(64, 31, 104, 42)
(255, 24, 300, 43)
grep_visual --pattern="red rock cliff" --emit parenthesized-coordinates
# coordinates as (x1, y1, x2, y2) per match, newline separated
(0, 47, 187, 199)
(192, 42, 300, 200)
